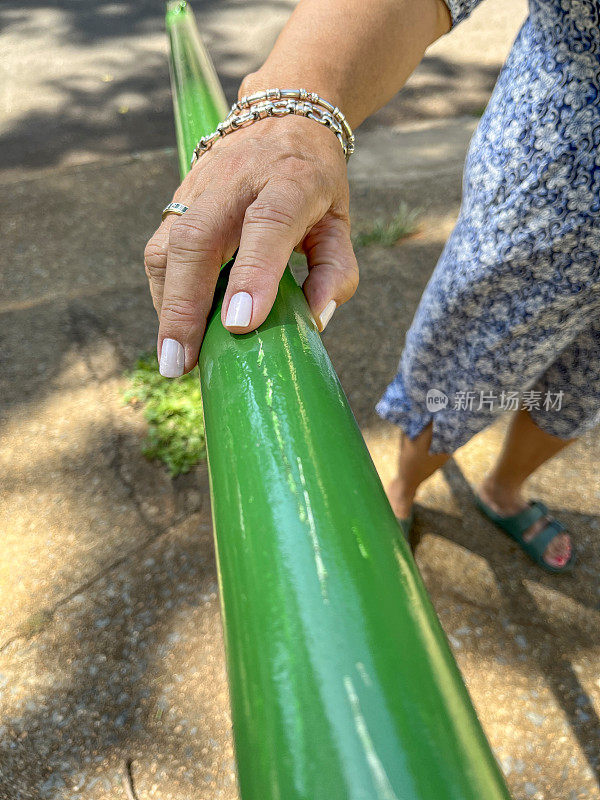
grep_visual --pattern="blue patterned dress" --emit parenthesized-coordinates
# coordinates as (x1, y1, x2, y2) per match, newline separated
(375, 0, 600, 453)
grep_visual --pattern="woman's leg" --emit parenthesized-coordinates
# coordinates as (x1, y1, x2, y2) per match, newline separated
(478, 408, 574, 568)
(386, 409, 574, 567)
(386, 422, 450, 519)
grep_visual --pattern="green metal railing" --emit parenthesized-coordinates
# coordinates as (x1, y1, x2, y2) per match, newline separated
(165, 3, 512, 798)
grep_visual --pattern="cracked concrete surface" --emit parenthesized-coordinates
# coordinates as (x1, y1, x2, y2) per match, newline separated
(1, 1, 599, 799)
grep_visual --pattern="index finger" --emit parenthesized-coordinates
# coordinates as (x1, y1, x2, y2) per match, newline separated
(157, 182, 252, 376)
(221, 173, 329, 332)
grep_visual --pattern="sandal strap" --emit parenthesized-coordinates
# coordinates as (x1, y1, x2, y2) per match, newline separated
(503, 499, 548, 537)
(524, 517, 566, 559)
(476, 494, 572, 571)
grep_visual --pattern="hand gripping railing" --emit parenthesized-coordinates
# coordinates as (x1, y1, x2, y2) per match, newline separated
(165, 3, 512, 798)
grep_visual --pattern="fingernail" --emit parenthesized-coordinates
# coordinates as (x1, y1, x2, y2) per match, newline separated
(319, 300, 337, 331)
(159, 338, 184, 378)
(225, 291, 253, 328)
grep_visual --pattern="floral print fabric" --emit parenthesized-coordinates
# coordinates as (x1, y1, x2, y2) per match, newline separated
(376, 0, 600, 453)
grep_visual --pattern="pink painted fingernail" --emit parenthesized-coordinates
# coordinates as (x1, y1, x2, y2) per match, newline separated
(159, 338, 184, 378)
(225, 292, 253, 328)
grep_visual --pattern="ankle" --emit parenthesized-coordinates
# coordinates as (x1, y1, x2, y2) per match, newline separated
(387, 476, 416, 519)
(480, 474, 524, 513)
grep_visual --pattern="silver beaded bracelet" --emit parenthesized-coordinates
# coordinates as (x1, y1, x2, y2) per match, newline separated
(190, 88, 355, 166)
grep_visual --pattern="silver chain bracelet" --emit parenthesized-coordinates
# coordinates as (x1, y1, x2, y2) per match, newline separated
(190, 88, 355, 166)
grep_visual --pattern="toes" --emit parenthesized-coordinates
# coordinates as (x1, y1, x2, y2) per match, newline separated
(543, 532, 572, 568)
(524, 516, 572, 568)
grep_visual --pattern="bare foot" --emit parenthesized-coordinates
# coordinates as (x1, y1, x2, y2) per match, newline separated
(478, 477, 571, 568)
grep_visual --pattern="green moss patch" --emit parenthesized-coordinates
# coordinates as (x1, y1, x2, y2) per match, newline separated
(123, 353, 206, 477)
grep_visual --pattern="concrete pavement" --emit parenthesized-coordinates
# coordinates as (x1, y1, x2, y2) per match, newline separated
(1, 120, 599, 800)
(0, 0, 526, 179)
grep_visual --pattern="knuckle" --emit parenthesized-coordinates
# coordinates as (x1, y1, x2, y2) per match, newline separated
(335, 206, 352, 226)
(218, 148, 251, 177)
(340, 236, 360, 296)
(144, 241, 167, 284)
(168, 220, 201, 250)
(233, 256, 276, 281)
(230, 259, 281, 295)
(160, 298, 200, 325)
(244, 198, 297, 231)
(145, 262, 165, 284)
(278, 153, 313, 175)
(144, 240, 167, 272)
(279, 156, 328, 193)
(168, 218, 219, 255)
(346, 263, 360, 295)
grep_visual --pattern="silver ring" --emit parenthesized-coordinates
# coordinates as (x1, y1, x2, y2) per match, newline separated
(161, 202, 189, 221)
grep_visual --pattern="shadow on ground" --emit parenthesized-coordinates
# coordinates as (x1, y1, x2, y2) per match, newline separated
(1, 0, 501, 175)
(412, 463, 600, 783)
(1, 147, 599, 798)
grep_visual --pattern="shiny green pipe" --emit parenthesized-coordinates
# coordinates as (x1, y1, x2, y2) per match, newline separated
(165, 4, 512, 798)
(166, 1, 228, 176)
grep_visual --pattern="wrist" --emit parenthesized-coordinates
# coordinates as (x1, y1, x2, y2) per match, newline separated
(238, 69, 354, 126)
(226, 86, 354, 162)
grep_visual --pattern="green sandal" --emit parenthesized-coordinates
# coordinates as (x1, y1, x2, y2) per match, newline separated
(396, 508, 414, 542)
(475, 496, 575, 573)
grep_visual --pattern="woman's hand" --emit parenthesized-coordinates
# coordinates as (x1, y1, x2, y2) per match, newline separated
(144, 112, 359, 377)
(144, 0, 452, 378)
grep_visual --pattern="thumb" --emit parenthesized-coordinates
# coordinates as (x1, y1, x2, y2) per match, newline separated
(301, 214, 359, 331)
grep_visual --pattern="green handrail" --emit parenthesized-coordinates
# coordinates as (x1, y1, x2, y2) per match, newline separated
(166, 1, 228, 175)
(165, 3, 512, 799)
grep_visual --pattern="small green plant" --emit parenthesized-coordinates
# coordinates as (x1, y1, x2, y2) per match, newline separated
(123, 353, 206, 477)
(353, 202, 419, 248)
